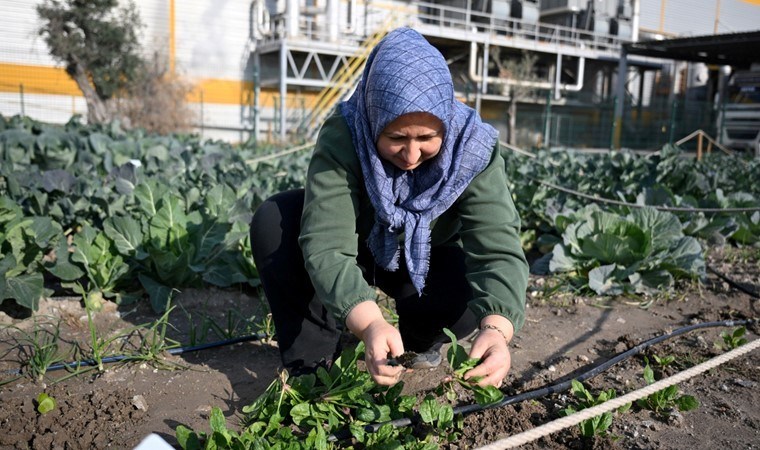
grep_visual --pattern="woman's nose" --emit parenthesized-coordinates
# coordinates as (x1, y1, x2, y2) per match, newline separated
(403, 141, 420, 163)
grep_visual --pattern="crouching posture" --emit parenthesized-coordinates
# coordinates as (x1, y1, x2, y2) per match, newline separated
(250, 27, 528, 387)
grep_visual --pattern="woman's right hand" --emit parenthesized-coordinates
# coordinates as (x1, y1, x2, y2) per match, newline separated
(345, 301, 405, 385)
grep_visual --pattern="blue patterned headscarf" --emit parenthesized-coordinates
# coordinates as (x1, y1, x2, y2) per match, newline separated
(340, 27, 498, 295)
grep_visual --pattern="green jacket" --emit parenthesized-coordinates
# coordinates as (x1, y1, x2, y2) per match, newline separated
(299, 112, 528, 331)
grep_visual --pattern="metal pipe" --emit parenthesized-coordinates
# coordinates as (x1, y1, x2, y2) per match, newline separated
(279, 42, 287, 141)
(468, 41, 585, 92)
(554, 52, 562, 101)
(253, 54, 261, 144)
(287, 0, 299, 37)
(631, 0, 640, 42)
(612, 46, 627, 148)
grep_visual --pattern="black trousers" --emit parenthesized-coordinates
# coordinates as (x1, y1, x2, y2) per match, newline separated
(250, 189, 477, 373)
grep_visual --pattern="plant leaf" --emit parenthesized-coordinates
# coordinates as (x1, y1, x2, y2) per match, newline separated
(103, 215, 144, 257)
(5, 272, 44, 311)
(138, 274, 173, 312)
(676, 395, 699, 412)
(588, 264, 624, 295)
(36, 393, 56, 414)
(46, 238, 85, 281)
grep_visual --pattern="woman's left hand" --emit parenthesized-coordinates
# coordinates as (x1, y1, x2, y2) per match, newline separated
(463, 316, 514, 388)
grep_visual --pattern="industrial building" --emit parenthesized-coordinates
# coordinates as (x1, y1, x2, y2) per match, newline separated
(1, 0, 759, 150)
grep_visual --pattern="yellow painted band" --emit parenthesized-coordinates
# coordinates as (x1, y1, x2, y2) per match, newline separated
(0, 62, 320, 108)
(0, 63, 81, 96)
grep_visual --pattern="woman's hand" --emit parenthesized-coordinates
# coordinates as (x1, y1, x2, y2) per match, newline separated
(464, 316, 514, 388)
(345, 301, 405, 386)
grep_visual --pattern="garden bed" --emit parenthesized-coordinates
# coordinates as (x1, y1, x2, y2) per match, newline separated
(1, 249, 757, 449)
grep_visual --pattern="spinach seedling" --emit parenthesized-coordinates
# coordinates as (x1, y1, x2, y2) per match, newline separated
(562, 380, 630, 438)
(442, 328, 504, 406)
(717, 326, 747, 350)
(637, 358, 699, 416)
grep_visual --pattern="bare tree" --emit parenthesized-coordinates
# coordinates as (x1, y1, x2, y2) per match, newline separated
(490, 49, 539, 146)
(37, 0, 144, 124)
(117, 53, 197, 135)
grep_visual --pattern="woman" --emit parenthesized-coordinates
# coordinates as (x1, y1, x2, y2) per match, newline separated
(251, 27, 528, 387)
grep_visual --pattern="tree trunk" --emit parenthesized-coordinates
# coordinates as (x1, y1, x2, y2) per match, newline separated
(69, 59, 111, 124)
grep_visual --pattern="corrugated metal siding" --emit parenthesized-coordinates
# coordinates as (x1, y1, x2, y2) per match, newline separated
(136, 0, 171, 57)
(639, 0, 760, 36)
(0, 0, 59, 66)
(175, 0, 252, 79)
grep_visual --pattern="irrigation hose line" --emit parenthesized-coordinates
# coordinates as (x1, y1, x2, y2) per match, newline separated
(244, 141, 315, 165)
(536, 179, 760, 214)
(498, 140, 760, 214)
(0, 333, 268, 376)
(328, 318, 757, 441)
(475, 336, 760, 450)
(707, 265, 760, 299)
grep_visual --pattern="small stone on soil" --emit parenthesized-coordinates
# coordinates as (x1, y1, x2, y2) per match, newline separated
(131, 395, 148, 411)
(734, 378, 756, 388)
(668, 410, 684, 427)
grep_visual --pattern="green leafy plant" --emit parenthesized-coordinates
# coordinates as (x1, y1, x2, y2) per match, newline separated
(36, 392, 57, 414)
(538, 205, 705, 295)
(441, 328, 505, 406)
(651, 353, 676, 370)
(64, 223, 131, 309)
(637, 358, 699, 416)
(0, 198, 61, 310)
(130, 302, 181, 366)
(175, 343, 438, 449)
(717, 326, 748, 350)
(1, 116, 297, 313)
(562, 380, 630, 438)
(14, 318, 67, 381)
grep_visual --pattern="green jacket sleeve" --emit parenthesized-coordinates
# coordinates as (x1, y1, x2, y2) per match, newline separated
(298, 114, 378, 323)
(457, 146, 529, 332)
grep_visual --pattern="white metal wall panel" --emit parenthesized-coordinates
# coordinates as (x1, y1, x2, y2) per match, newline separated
(136, 0, 171, 56)
(175, 0, 252, 79)
(639, 0, 760, 36)
(0, 0, 57, 66)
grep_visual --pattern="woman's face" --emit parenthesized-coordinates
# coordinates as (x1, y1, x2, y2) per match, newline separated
(376, 112, 444, 171)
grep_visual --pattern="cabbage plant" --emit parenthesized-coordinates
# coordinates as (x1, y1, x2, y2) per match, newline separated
(542, 205, 705, 295)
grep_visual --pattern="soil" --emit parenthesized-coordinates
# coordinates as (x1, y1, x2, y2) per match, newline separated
(1, 247, 758, 450)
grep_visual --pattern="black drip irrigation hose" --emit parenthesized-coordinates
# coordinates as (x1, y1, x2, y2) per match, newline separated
(329, 318, 758, 441)
(1, 333, 268, 377)
(707, 264, 760, 299)
(3, 317, 757, 440)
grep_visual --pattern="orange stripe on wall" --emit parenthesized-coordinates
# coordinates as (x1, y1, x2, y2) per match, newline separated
(0, 63, 320, 108)
(0, 63, 81, 96)
(189, 78, 254, 104)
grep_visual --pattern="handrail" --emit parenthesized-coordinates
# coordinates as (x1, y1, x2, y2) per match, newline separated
(299, 13, 400, 140)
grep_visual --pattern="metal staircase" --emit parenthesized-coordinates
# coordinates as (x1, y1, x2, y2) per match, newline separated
(297, 14, 400, 141)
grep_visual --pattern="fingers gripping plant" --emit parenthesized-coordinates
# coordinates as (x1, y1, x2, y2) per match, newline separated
(439, 329, 504, 406)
